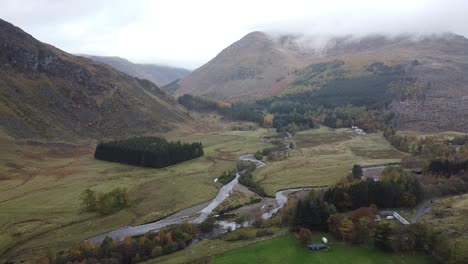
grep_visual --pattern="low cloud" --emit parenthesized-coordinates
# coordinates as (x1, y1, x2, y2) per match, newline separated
(1, 0, 467, 69)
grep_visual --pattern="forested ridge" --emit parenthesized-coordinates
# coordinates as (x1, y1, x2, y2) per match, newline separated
(94, 137, 203, 168)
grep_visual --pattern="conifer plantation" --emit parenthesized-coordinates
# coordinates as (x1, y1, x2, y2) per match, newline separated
(94, 137, 203, 168)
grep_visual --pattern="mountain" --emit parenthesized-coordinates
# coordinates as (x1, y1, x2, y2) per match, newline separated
(83, 55, 190, 87)
(174, 31, 311, 101)
(175, 32, 468, 132)
(0, 19, 190, 140)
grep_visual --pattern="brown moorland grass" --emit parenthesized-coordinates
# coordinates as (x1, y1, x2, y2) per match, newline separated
(420, 194, 468, 255)
(0, 125, 270, 262)
(253, 126, 406, 195)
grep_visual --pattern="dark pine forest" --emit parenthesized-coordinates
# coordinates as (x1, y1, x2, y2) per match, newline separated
(95, 137, 204, 168)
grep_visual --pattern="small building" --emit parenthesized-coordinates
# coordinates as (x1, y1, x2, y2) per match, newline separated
(307, 243, 327, 250)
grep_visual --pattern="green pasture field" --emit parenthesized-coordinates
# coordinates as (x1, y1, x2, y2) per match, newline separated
(210, 233, 429, 264)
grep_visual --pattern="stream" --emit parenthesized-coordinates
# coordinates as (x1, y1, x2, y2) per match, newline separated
(87, 154, 267, 244)
(87, 134, 301, 245)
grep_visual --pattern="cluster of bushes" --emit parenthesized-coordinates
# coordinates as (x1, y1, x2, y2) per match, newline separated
(324, 167, 423, 211)
(80, 188, 129, 215)
(374, 223, 467, 264)
(41, 223, 196, 264)
(94, 137, 203, 168)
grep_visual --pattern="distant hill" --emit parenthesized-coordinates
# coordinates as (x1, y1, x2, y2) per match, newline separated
(0, 19, 190, 140)
(83, 55, 190, 87)
(175, 32, 468, 132)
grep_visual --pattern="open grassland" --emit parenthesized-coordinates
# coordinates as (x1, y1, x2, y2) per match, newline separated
(210, 233, 429, 264)
(254, 126, 405, 195)
(421, 194, 468, 254)
(0, 126, 270, 261)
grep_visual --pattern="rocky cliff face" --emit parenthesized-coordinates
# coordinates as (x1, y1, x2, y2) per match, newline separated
(0, 19, 190, 140)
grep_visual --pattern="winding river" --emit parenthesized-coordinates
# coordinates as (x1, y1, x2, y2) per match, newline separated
(87, 134, 306, 245)
(87, 154, 267, 244)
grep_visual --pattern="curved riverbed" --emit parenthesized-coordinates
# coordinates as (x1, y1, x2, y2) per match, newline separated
(87, 154, 266, 244)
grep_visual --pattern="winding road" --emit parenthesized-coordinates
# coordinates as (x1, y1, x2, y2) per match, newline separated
(411, 199, 435, 223)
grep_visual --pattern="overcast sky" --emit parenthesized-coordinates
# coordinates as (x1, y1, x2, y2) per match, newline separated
(1, 0, 467, 69)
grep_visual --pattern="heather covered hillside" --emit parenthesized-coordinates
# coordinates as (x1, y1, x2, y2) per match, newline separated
(0, 19, 190, 140)
(175, 32, 468, 132)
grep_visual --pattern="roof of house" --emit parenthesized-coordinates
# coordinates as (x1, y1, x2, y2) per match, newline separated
(307, 243, 327, 250)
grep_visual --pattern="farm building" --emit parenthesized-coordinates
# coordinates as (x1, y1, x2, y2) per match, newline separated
(307, 243, 327, 250)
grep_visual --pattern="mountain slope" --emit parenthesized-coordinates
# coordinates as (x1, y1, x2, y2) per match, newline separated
(0, 19, 190, 140)
(174, 31, 311, 101)
(83, 55, 190, 86)
(175, 32, 468, 132)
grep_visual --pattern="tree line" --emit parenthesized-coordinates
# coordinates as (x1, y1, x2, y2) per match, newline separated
(324, 167, 423, 211)
(94, 137, 203, 168)
(374, 223, 466, 264)
(40, 222, 197, 264)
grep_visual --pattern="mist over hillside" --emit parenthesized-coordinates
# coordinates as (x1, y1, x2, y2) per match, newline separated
(174, 31, 468, 132)
(82, 55, 191, 86)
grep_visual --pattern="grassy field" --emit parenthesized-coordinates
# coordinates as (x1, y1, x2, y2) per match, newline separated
(210, 233, 429, 264)
(254, 126, 405, 195)
(0, 124, 406, 261)
(0, 125, 270, 261)
(420, 194, 468, 254)
(147, 227, 288, 264)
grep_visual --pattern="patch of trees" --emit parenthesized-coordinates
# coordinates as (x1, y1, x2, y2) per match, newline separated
(291, 61, 347, 87)
(42, 222, 196, 264)
(272, 112, 316, 131)
(328, 206, 377, 244)
(237, 162, 266, 196)
(94, 137, 203, 168)
(351, 164, 363, 180)
(383, 126, 409, 152)
(292, 192, 336, 232)
(177, 94, 230, 112)
(422, 171, 468, 197)
(324, 167, 423, 211)
(374, 223, 466, 264)
(428, 159, 468, 176)
(219, 102, 264, 124)
(217, 161, 257, 185)
(80, 188, 129, 215)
